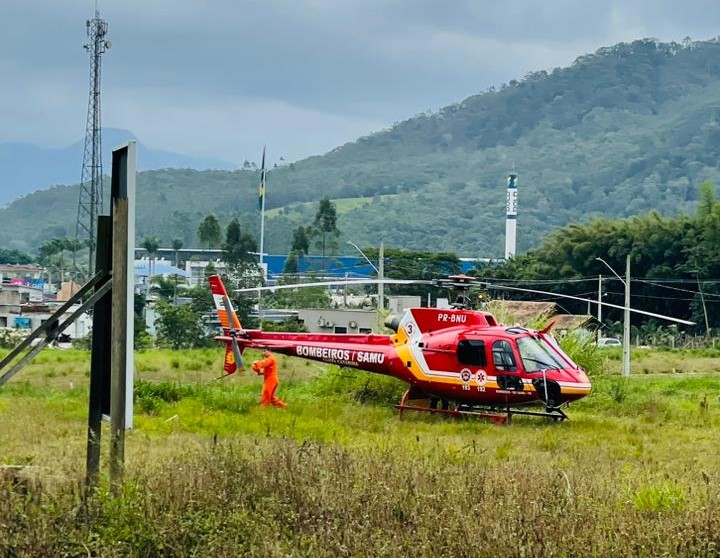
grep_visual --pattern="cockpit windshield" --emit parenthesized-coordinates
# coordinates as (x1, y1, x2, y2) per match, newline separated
(516, 335, 573, 372)
(540, 333, 579, 369)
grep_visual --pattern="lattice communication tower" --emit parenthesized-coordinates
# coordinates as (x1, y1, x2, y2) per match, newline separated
(74, 10, 111, 278)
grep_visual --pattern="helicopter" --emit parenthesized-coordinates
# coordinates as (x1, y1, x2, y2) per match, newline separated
(208, 273, 694, 422)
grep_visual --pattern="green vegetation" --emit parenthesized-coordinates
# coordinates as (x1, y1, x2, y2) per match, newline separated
(5, 40, 720, 256)
(2, 347, 720, 556)
(0, 247, 34, 264)
(477, 180, 720, 333)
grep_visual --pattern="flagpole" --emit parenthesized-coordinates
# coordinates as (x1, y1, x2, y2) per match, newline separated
(258, 147, 266, 330)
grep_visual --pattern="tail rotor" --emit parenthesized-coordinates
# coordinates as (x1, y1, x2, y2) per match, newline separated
(208, 275, 244, 373)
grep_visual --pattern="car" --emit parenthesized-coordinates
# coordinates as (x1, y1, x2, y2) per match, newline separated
(597, 337, 622, 348)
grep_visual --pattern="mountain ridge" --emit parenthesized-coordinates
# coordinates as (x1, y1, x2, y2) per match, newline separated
(0, 128, 236, 207)
(3, 38, 720, 257)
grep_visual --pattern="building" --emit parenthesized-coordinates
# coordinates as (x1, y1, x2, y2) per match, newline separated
(135, 257, 188, 293)
(387, 295, 421, 314)
(488, 300, 597, 335)
(0, 264, 46, 290)
(293, 308, 378, 334)
(0, 283, 91, 338)
(135, 247, 487, 283)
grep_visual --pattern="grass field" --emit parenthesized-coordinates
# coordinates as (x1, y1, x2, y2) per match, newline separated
(2, 347, 720, 557)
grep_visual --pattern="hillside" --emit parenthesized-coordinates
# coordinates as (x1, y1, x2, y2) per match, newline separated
(3, 38, 720, 256)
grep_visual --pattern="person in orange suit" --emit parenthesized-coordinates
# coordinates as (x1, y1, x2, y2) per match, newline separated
(251, 349, 287, 408)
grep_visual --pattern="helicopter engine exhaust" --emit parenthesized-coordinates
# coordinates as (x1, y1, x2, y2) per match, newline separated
(384, 314, 401, 332)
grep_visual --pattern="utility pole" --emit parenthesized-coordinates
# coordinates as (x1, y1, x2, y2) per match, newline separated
(378, 242, 384, 312)
(623, 254, 631, 378)
(347, 240, 383, 312)
(696, 272, 710, 337)
(597, 275, 602, 342)
(596, 257, 631, 377)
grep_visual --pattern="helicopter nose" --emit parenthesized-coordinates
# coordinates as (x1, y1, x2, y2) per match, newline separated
(559, 369, 592, 400)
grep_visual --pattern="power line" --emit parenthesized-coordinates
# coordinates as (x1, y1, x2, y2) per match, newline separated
(636, 279, 720, 298)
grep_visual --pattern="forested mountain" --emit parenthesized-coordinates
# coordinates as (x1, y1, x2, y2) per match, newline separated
(3, 38, 720, 256)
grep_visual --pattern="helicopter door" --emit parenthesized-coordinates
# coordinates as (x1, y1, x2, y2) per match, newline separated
(456, 339, 486, 367)
(491, 340, 523, 391)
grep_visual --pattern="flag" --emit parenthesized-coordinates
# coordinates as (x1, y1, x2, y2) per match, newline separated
(258, 146, 266, 210)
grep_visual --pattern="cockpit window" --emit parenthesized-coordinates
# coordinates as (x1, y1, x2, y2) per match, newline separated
(457, 339, 486, 366)
(516, 336, 569, 372)
(492, 340, 517, 371)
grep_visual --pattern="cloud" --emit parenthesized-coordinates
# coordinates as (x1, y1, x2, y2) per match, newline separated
(105, 87, 386, 164)
(2, 0, 720, 160)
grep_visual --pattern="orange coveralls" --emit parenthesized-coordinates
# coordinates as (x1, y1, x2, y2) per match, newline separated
(252, 353, 287, 408)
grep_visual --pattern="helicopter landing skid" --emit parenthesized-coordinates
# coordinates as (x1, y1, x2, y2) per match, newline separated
(395, 403, 510, 424)
(394, 389, 568, 424)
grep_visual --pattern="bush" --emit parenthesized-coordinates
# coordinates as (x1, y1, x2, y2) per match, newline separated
(0, 328, 24, 349)
(134, 380, 197, 414)
(559, 330, 607, 375)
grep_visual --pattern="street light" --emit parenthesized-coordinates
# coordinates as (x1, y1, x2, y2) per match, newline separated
(596, 256, 631, 377)
(347, 241, 384, 311)
(347, 241, 378, 274)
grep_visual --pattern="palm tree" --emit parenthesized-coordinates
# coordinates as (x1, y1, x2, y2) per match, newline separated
(171, 238, 184, 268)
(39, 238, 61, 285)
(141, 236, 161, 293)
(39, 237, 78, 286)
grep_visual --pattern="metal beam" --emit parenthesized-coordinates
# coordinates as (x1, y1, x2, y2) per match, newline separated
(0, 270, 106, 376)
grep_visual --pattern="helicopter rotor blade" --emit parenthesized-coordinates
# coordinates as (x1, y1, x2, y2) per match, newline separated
(483, 282, 696, 326)
(231, 273, 695, 326)
(234, 278, 432, 293)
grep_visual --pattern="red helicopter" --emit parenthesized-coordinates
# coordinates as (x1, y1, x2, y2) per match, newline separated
(208, 274, 693, 422)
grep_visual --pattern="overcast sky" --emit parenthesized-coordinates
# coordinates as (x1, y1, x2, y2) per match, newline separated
(2, 0, 720, 165)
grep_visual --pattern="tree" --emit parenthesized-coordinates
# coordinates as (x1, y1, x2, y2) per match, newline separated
(133, 292, 153, 349)
(38, 237, 76, 285)
(171, 238, 184, 268)
(292, 226, 310, 260)
(267, 280, 331, 309)
(222, 217, 257, 267)
(141, 235, 161, 284)
(377, 248, 461, 301)
(282, 252, 300, 276)
(0, 248, 33, 265)
(204, 260, 217, 279)
(197, 214, 222, 250)
(154, 300, 210, 349)
(38, 238, 62, 284)
(219, 218, 262, 327)
(312, 197, 340, 263)
(284, 225, 311, 277)
(150, 276, 178, 301)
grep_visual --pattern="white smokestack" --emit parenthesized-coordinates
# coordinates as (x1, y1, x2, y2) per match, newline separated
(505, 173, 518, 259)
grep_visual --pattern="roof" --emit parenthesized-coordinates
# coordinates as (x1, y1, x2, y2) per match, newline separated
(491, 300, 558, 324)
(134, 260, 188, 277)
(490, 300, 596, 331)
(0, 264, 44, 273)
(552, 314, 595, 330)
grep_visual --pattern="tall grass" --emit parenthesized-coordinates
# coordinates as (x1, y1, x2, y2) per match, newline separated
(3, 348, 720, 556)
(2, 438, 720, 557)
